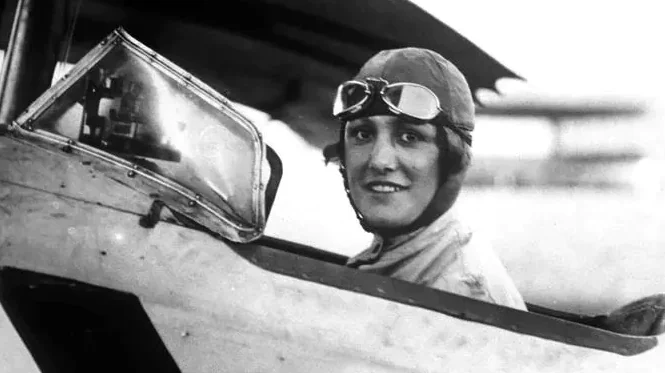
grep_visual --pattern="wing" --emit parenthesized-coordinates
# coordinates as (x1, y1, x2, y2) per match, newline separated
(477, 95, 645, 122)
(9, 0, 520, 149)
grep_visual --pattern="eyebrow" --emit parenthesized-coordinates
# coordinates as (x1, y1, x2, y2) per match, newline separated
(348, 118, 374, 126)
(345, 119, 377, 133)
(395, 119, 436, 134)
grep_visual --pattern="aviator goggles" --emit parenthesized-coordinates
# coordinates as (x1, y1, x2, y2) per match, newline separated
(332, 78, 445, 122)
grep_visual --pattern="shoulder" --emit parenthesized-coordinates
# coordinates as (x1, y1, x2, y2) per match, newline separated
(444, 210, 498, 263)
(441, 212, 526, 310)
(455, 228, 527, 310)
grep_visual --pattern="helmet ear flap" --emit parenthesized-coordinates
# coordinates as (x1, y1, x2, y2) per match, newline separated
(328, 122, 369, 228)
(437, 126, 469, 179)
(322, 122, 347, 165)
(338, 122, 347, 165)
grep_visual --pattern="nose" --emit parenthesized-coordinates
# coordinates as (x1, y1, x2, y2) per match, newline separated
(367, 135, 397, 172)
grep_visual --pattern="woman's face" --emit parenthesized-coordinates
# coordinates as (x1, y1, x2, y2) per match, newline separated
(344, 115, 440, 231)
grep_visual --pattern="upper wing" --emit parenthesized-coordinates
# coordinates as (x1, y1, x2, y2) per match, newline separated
(14, 0, 520, 149)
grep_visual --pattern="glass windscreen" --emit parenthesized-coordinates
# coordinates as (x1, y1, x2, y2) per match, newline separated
(25, 34, 265, 231)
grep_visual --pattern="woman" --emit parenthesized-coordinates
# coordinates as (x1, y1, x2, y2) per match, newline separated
(325, 47, 526, 310)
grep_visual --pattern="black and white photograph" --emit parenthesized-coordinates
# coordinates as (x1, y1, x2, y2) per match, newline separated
(0, 0, 663, 372)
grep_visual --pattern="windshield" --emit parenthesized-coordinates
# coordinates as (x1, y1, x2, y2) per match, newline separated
(13, 28, 269, 242)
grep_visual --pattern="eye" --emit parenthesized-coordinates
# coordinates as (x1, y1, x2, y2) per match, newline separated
(348, 127, 373, 143)
(398, 130, 421, 144)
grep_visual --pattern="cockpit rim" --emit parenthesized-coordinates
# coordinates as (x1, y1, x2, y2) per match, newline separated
(244, 235, 659, 357)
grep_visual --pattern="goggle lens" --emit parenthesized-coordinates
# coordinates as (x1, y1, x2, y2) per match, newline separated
(333, 80, 441, 121)
(382, 84, 440, 120)
(332, 82, 369, 116)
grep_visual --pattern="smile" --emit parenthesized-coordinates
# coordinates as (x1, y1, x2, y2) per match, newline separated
(365, 182, 406, 193)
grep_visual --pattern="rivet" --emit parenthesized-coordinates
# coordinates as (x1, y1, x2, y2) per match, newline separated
(127, 170, 136, 178)
(188, 200, 197, 207)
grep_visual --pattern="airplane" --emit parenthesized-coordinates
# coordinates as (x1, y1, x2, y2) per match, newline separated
(0, 1, 663, 372)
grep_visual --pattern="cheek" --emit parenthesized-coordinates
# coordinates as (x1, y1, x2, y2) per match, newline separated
(345, 168, 365, 201)
(344, 149, 373, 208)
(343, 148, 367, 180)
(404, 148, 440, 187)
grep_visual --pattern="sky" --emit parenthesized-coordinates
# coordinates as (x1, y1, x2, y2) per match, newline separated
(412, 0, 665, 158)
(413, 0, 664, 98)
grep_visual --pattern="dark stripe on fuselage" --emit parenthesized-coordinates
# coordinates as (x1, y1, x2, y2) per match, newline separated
(0, 267, 181, 373)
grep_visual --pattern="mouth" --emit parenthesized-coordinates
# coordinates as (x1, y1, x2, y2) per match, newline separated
(364, 181, 407, 193)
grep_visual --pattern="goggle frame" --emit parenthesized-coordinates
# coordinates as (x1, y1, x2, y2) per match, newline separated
(332, 78, 444, 122)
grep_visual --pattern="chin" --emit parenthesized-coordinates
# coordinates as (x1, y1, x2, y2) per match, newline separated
(361, 214, 413, 232)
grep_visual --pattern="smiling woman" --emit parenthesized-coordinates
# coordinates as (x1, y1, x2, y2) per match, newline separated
(325, 47, 526, 310)
(344, 116, 440, 230)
